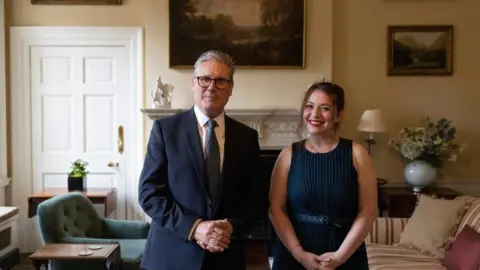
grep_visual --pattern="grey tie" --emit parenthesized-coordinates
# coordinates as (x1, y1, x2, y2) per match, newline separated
(205, 119, 220, 204)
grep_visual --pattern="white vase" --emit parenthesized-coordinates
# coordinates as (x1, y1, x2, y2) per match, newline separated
(404, 160, 437, 192)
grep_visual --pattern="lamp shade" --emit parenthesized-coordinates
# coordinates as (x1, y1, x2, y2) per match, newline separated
(357, 109, 387, 132)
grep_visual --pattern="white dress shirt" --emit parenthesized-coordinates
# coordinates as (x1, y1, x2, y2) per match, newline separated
(193, 105, 225, 171)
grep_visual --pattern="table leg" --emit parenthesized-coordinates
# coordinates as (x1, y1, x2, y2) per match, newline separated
(104, 189, 117, 218)
(104, 198, 108, 217)
(106, 246, 121, 270)
(33, 260, 48, 270)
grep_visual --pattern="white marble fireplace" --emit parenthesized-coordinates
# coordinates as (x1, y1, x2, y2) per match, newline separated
(141, 108, 305, 150)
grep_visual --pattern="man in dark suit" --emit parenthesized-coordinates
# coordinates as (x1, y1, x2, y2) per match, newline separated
(138, 50, 269, 270)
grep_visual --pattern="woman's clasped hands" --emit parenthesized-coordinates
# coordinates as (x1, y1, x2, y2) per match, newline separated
(298, 250, 345, 270)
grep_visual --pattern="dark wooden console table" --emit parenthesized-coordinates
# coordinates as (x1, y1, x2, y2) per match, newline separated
(382, 186, 462, 218)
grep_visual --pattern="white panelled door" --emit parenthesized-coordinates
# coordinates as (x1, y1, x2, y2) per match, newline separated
(30, 46, 130, 220)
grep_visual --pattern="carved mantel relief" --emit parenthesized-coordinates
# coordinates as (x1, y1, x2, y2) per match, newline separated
(140, 108, 304, 149)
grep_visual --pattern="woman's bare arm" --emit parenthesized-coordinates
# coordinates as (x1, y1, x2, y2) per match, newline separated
(335, 142, 378, 262)
(269, 146, 304, 261)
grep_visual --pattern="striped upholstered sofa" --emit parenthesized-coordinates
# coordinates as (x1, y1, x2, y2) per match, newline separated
(365, 195, 480, 270)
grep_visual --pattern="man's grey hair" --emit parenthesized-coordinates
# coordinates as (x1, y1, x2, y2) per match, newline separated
(193, 50, 236, 82)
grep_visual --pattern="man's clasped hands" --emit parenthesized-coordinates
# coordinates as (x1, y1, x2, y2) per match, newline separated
(193, 219, 233, 253)
(193, 219, 345, 270)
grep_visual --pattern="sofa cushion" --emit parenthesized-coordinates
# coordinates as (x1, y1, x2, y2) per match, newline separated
(395, 195, 467, 259)
(455, 197, 480, 237)
(367, 243, 446, 270)
(443, 225, 480, 270)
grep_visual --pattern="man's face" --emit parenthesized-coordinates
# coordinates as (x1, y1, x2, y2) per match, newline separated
(192, 60, 233, 118)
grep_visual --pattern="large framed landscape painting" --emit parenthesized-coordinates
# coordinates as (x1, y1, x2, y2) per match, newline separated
(31, 0, 121, 4)
(387, 25, 453, 76)
(169, 0, 306, 68)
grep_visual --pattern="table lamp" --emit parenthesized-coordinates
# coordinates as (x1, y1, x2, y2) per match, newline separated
(357, 109, 387, 155)
(358, 109, 389, 216)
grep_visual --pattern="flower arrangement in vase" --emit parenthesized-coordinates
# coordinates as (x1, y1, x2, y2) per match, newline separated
(389, 117, 466, 192)
(68, 159, 89, 191)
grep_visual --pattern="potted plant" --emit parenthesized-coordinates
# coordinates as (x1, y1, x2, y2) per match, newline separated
(389, 117, 466, 192)
(68, 159, 89, 191)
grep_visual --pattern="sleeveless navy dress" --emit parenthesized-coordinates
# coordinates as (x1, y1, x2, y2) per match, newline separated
(272, 138, 369, 270)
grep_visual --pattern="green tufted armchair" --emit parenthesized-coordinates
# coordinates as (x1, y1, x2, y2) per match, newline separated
(37, 192, 149, 270)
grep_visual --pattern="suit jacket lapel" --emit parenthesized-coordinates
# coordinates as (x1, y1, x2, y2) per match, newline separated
(185, 109, 209, 196)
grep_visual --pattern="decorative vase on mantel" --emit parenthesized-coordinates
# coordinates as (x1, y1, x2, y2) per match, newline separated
(404, 160, 437, 193)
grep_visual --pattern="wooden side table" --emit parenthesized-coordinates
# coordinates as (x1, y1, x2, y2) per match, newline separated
(27, 188, 117, 218)
(29, 243, 120, 270)
(381, 186, 462, 218)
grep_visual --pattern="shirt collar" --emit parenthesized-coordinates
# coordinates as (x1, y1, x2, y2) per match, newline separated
(193, 105, 225, 132)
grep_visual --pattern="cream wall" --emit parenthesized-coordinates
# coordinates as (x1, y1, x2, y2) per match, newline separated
(5, 0, 480, 194)
(6, 0, 332, 109)
(332, 0, 480, 194)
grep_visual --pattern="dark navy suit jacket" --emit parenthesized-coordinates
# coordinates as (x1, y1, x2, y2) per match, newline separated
(138, 108, 269, 270)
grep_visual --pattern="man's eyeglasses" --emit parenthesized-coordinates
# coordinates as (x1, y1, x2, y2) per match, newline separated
(195, 76, 231, 90)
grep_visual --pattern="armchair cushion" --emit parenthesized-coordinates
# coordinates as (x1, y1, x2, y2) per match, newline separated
(61, 236, 118, 245)
(103, 219, 150, 239)
(117, 239, 147, 269)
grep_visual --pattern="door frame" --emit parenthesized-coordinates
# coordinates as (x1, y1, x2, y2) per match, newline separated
(10, 26, 144, 252)
(0, 0, 10, 204)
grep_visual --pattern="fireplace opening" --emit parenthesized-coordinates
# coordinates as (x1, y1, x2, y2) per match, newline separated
(242, 148, 281, 256)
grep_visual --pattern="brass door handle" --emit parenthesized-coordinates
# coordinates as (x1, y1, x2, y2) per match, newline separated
(118, 125, 124, 154)
(107, 161, 119, 167)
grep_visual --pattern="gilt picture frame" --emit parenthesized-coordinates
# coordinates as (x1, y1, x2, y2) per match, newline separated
(31, 0, 122, 5)
(169, 0, 306, 68)
(387, 25, 453, 76)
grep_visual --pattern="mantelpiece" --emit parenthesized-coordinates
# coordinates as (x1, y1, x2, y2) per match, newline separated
(141, 108, 304, 149)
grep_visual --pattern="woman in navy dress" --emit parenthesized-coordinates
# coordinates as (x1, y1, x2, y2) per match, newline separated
(269, 82, 378, 270)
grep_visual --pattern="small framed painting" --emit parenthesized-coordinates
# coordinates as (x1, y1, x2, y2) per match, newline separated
(387, 25, 453, 76)
(31, 0, 122, 5)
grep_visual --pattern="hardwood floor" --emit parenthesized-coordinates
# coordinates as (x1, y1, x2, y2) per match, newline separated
(12, 254, 44, 270)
